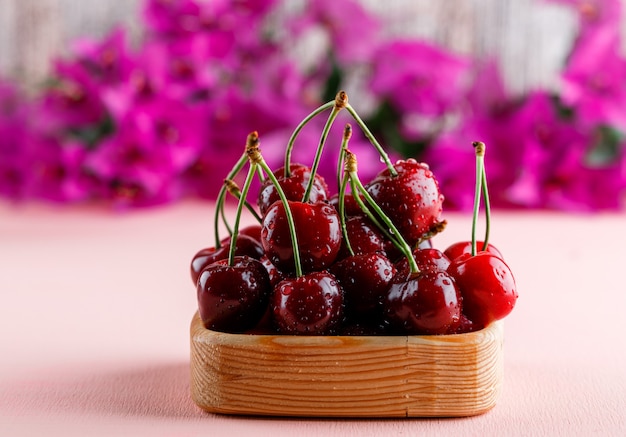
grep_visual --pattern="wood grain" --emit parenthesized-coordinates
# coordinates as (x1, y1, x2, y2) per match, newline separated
(190, 312, 504, 417)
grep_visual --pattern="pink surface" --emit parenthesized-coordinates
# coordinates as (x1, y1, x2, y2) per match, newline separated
(1, 201, 625, 436)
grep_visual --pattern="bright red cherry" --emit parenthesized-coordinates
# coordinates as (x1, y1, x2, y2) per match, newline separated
(190, 234, 264, 285)
(384, 270, 461, 335)
(444, 241, 503, 262)
(447, 252, 517, 326)
(261, 200, 342, 274)
(271, 271, 344, 335)
(197, 256, 271, 332)
(330, 252, 396, 323)
(257, 163, 329, 215)
(238, 224, 263, 243)
(365, 159, 444, 246)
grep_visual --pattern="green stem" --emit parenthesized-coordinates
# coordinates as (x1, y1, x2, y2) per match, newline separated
(283, 100, 335, 177)
(338, 172, 354, 257)
(336, 124, 351, 192)
(481, 162, 491, 250)
(228, 163, 258, 266)
(213, 152, 248, 249)
(345, 151, 418, 274)
(224, 179, 262, 225)
(345, 104, 397, 176)
(471, 142, 486, 257)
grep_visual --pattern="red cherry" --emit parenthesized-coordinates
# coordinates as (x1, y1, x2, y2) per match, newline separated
(365, 159, 444, 246)
(259, 254, 287, 287)
(384, 270, 461, 335)
(271, 271, 344, 335)
(330, 252, 396, 323)
(261, 200, 342, 273)
(329, 193, 364, 217)
(197, 256, 271, 332)
(395, 248, 451, 276)
(444, 241, 504, 261)
(190, 234, 264, 285)
(337, 215, 389, 260)
(257, 163, 329, 215)
(447, 252, 518, 326)
(238, 224, 263, 243)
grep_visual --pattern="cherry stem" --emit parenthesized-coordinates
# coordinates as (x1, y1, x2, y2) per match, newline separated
(345, 151, 419, 275)
(224, 179, 262, 225)
(227, 162, 257, 266)
(214, 152, 248, 249)
(337, 124, 354, 257)
(302, 91, 347, 203)
(481, 157, 491, 250)
(336, 124, 351, 191)
(471, 142, 486, 257)
(247, 132, 304, 278)
(344, 103, 397, 176)
(283, 100, 335, 178)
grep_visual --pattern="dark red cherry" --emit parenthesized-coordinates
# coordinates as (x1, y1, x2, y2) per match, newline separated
(271, 271, 344, 335)
(238, 224, 263, 243)
(444, 241, 503, 261)
(337, 215, 389, 259)
(449, 313, 483, 334)
(329, 192, 364, 217)
(384, 270, 461, 335)
(261, 200, 342, 273)
(259, 254, 287, 287)
(330, 252, 396, 323)
(196, 256, 271, 332)
(190, 234, 264, 285)
(395, 248, 451, 276)
(365, 159, 444, 246)
(447, 252, 517, 326)
(257, 163, 329, 215)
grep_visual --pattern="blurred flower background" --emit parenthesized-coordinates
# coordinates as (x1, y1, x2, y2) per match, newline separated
(0, 0, 624, 210)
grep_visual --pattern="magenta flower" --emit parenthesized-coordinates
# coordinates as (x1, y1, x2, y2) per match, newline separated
(370, 40, 470, 117)
(560, 24, 626, 129)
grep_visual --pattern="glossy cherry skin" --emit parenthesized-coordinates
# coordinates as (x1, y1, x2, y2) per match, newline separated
(395, 248, 451, 276)
(337, 215, 389, 260)
(365, 159, 444, 246)
(329, 192, 364, 218)
(271, 271, 344, 335)
(261, 200, 342, 273)
(196, 256, 271, 333)
(384, 270, 461, 335)
(238, 224, 263, 243)
(257, 163, 329, 215)
(190, 234, 264, 285)
(259, 254, 287, 287)
(447, 252, 518, 326)
(444, 241, 503, 262)
(330, 252, 396, 323)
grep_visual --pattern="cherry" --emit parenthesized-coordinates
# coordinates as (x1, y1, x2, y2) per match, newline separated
(329, 192, 364, 217)
(444, 241, 503, 262)
(395, 248, 451, 276)
(197, 256, 271, 332)
(238, 224, 263, 243)
(337, 215, 389, 259)
(259, 254, 287, 287)
(261, 200, 342, 274)
(447, 252, 517, 326)
(365, 159, 444, 246)
(257, 163, 329, 215)
(330, 252, 396, 323)
(190, 233, 264, 285)
(271, 271, 344, 335)
(384, 270, 462, 335)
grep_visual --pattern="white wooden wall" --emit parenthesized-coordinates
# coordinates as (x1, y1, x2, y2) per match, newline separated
(0, 0, 621, 93)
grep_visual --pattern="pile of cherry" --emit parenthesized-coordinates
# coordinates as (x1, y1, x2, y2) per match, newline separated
(190, 92, 518, 336)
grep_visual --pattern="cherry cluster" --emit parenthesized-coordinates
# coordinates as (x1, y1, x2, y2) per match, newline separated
(190, 92, 518, 336)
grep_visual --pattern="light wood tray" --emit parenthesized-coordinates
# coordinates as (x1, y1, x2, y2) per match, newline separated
(190, 312, 504, 417)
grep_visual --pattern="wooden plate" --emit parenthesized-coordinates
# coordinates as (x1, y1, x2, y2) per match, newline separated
(190, 312, 504, 417)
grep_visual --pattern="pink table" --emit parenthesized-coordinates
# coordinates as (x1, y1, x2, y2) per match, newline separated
(1, 201, 625, 436)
